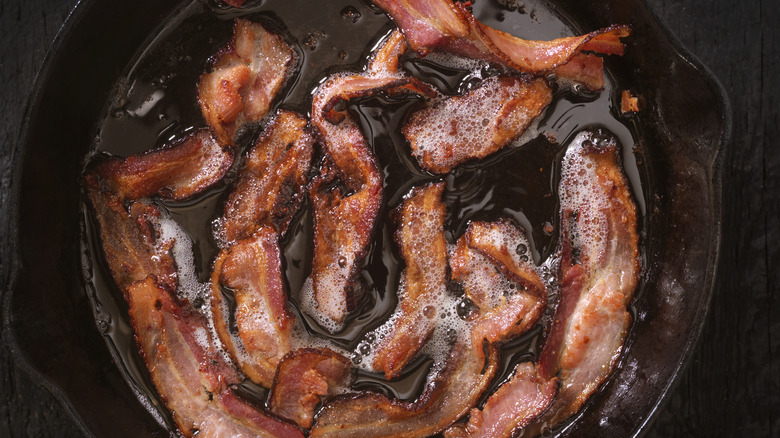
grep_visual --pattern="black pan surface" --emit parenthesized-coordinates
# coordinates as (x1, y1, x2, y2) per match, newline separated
(2, 0, 729, 436)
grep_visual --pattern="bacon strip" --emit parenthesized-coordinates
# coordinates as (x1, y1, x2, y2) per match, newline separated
(198, 19, 296, 145)
(211, 227, 293, 387)
(450, 220, 547, 346)
(83, 139, 302, 437)
(269, 348, 352, 428)
(444, 363, 557, 438)
(211, 110, 313, 387)
(218, 110, 314, 244)
(372, 0, 630, 89)
(308, 30, 435, 330)
(403, 75, 551, 173)
(83, 130, 233, 291)
(311, 332, 499, 438)
(127, 277, 303, 438)
(371, 182, 448, 379)
(92, 129, 233, 202)
(530, 130, 640, 430)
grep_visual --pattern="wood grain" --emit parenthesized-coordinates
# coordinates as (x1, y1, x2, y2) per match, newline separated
(0, 0, 777, 437)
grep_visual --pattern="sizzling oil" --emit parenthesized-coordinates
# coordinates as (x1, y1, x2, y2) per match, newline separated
(81, 0, 647, 430)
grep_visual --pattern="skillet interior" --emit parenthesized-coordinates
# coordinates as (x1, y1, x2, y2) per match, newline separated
(2, 0, 729, 436)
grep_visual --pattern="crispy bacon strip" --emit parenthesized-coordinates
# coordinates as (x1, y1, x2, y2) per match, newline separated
(403, 75, 551, 173)
(308, 30, 435, 329)
(92, 129, 233, 202)
(219, 110, 314, 243)
(211, 227, 293, 387)
(311, 332, 499, 438)
(371, 182, 448, 379)
(444, 363, 558, 438)
(127, 277, 304, 438)
(211, 111, 313, 386)
(198, 19, 295, 145)
(372, 0, 630, 89)
(451, 220, 547, 346)
(269, 348, 352, 429)
(529, 130, 640, 431)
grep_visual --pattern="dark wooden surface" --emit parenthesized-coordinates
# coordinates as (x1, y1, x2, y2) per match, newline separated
(1, 0, 777, 437)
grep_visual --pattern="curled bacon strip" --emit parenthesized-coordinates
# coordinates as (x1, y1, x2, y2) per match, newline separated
(372, 0, 630, 89)
(311, 333, 499, 438)
(445, 363, 558, 438)
(308, 30, 435, 330)
(198, 19, 296, 144)
(371, 182, 448, 379)
(269, 348, 352, 429)
(451, 220, 547, 346)
(529, 129, 640, 431)
(404, 75, 551, 173)
(211, 110, 313, 387)
(127, 278, 303, 438)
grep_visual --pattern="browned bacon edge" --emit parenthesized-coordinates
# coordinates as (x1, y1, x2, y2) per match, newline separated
(403, 75, 552, 174)
(371, 182, 448, 379)
(198, 19, 296, 145)
(308, 30, 435, 329)
(269, 348, 353, 429)
(444, 363, 558, 438)
(527, 129, 640, 434)
(372, 0, 630, 89)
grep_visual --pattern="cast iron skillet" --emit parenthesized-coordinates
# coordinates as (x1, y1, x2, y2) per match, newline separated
(2, 0, 730, 436)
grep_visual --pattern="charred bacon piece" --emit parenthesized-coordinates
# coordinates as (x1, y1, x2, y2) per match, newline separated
(308, 30, 435, 330)
(372, 0, 630, 89)
(269, 348, 352, 429)
(211, 110, 313, 387)
(198, 19, 296, 145)
(211, 227, 293, 387)
(450, 220, 547, 346)
(91, 129, 233, 202)
(371, 182, 448, 379)
(530, 129, 640, 431)
(310, 331, 500, 438)
(444, 363, 557, 438)
(127, 277, 304, 438)
(403, 74, 551, 174)
(218, 110, 314, 244)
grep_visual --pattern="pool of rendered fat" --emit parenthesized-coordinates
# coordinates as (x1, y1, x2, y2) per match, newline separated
(80, 0, 649, 431)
